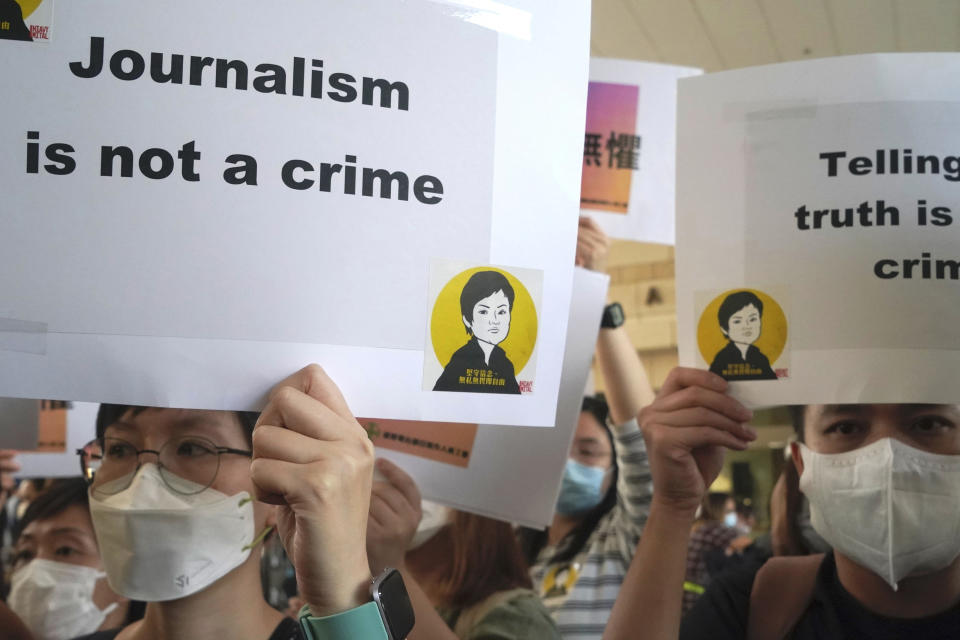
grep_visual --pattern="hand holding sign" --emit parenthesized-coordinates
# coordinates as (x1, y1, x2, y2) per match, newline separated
(576, 216, 611, 272)
(366, 458, 422, 576)
(638, 367, 755, 517)
(250, 365, 375, 617)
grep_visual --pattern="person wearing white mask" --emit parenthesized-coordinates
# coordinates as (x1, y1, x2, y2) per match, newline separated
(604, 366, 960, 640)
(7, 478, 139, 640)
(72, 364, 413, 640)
(366, 458, 559, 639)
(516, 216, 656, 639)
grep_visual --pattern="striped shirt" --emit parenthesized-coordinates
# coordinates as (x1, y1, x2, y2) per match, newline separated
(530, 419, 652, 639)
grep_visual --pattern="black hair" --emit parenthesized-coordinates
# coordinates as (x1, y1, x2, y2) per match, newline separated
(518, 394, 619, 566)
(787, 404, 806, 443)
(459, 271, 515, 334)
(14, 478, 146, 624)
(14, 477, 89, 541)
(96, 405, 260, 445)
(717, 291, 764, 332)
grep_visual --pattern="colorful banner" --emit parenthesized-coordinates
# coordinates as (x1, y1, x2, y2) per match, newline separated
(581, 58, 701, 244)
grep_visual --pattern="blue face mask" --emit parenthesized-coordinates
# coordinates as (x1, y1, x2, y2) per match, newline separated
(724, 512, 738, 528)
(556, 458, 608, 516)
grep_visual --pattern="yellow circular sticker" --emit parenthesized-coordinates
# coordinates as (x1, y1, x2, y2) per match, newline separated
(697, 289, 787, 381)
(431, 267, 538, 376)
(542, 563, 581, 600)
(15, 0, 43, 19)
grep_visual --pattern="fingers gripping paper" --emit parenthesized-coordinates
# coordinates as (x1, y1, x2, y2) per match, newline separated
(677, 54, 960, 406)
(0, 0, 590, 426)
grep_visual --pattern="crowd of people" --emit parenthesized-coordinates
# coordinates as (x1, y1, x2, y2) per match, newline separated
(0, 218, 957, 640)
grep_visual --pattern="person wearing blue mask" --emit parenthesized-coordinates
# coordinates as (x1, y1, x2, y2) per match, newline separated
(518, 216, 656, 639)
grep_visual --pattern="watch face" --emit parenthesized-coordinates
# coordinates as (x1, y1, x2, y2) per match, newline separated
(611, 303, 624, 325)
(603, 302, 625, 328)
(375, 570, 415, 639)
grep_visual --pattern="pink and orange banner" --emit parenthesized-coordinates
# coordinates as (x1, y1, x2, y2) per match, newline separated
(580, 81, 640, 214)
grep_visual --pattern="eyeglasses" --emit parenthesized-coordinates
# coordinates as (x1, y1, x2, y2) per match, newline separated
(77, 435, 252, 496)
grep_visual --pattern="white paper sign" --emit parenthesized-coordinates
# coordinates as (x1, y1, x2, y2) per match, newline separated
(581, 58, 701, 244)
(375, 268, 608, 527)
(677, 54, 960, 407)
(0, 0, 590, 426)
(13, 402, 97, 479)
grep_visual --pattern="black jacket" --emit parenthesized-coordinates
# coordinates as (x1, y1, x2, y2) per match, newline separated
(0, 0, 32, 41)
(708, 341, 777, 381)
(433, 337, 520, 394)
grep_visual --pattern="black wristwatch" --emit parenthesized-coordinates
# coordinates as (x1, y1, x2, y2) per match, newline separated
(299, 568, 414, 640)
(371, 568, 416, 640)
(601, 302, 625, 329)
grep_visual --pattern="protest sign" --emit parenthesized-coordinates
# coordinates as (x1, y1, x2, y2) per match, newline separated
(0, 0, 589, 427)
(581, 58, 701, 244)
(373, 267, 608, 527)
(13, 401, 96, 478)
(677, 54, 960, 407)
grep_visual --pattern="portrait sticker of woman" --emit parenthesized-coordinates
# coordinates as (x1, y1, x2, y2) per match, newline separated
(424, 264, 540, 395)
(696, 289, 789, 382)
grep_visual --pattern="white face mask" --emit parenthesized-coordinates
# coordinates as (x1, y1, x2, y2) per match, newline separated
(8, 558, 118, 640)
(407, 499, 451, 550)
(89, 463, 255, 602)
(799, 438, 960, 590)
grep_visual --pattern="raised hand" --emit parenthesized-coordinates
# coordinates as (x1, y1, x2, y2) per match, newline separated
(639, 367, 756, 517)
(576, 216, 611, 272)
(366, 458, 422, 576)
(250, 365, 376, 617)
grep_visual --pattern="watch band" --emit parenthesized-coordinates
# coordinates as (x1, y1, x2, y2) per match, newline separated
(298, 602, 390, 640)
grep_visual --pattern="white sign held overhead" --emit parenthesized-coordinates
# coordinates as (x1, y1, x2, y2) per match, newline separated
(0, 0, 590, 427)
(581, 58, 701, 244)
(676, 54, 960, 407)
(374, 268, 609, 527)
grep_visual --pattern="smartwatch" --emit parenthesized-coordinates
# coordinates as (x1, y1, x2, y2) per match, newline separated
(299, 568, 415, 640)
(601, 302, 625, 329)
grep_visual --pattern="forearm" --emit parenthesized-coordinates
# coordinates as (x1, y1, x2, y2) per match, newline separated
(403, 572, 462, 640)
(596, 325, 655, 426)
(604, 502, 695, 640)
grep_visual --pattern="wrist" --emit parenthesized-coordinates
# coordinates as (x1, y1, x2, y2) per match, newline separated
(306, 568, 372, 618)
(650, 497, 699, 526)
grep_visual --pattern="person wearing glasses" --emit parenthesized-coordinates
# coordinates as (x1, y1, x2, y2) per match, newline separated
(72, 365, 393, 640)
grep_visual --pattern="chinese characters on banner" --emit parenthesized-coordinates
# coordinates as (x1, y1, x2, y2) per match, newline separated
(581, 58, 701, 244)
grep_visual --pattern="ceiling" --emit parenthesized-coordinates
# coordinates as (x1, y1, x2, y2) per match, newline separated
(591, 0, 960, 72)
